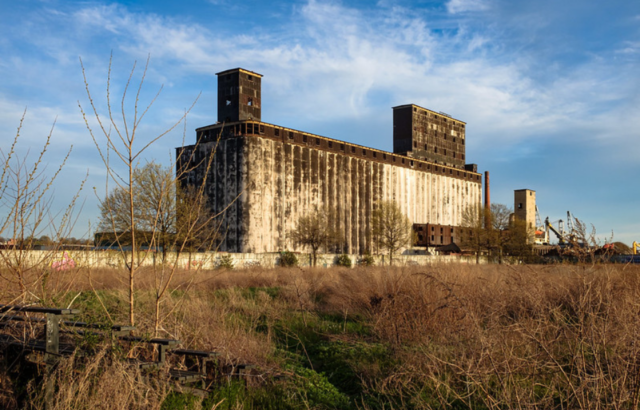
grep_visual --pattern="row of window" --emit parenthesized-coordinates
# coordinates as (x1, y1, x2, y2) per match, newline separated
(411, 107, 465, 128)
(202, 123, 481, 181)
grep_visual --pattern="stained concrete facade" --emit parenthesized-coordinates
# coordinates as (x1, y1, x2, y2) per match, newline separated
(178, 68, 483, 253)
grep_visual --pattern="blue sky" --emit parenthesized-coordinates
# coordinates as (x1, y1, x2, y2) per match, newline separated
(1, 0, 639, 245)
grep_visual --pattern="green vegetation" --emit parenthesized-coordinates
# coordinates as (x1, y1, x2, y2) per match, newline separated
(1, 263, 640, 409)
(218, 254, 235, 270)
(336, 254, 352, 268)
(279, 251, 299, 267)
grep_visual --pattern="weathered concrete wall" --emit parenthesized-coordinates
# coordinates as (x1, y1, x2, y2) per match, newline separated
(1, 250, 485, 270)
(241, 136, 481, 253)
(185, 134, 481, 253)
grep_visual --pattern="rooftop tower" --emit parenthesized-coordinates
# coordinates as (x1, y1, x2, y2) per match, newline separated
(216, 68, 263, 123)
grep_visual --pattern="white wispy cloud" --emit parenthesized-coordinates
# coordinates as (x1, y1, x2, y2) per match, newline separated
(446, 0, 490, 14)
(58, 0, 638, 157)
(2, 0, 639, 241)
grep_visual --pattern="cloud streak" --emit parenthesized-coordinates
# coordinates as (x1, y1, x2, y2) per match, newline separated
(1, 0, 639, 243)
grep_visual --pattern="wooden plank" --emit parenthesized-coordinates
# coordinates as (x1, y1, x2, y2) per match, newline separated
(172, 349, 219, 357)
(0, 304, 80, 315)
(119, 336, 180, 345)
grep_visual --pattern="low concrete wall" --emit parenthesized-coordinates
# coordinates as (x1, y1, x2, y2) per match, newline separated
(0, 250, 484, 270)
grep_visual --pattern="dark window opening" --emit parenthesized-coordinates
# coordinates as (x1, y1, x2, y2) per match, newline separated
(247, 75, 253, 81)
(351, 146, 355, 153)
(393, 157, 396, 162)
(226, 99, 231, 106)
(373, 152, 377, 158)
(340, 144, 345, 151)
(289, 131, 294, 139)
(413, 141, 417, 148)
(424, 144, 427, 150)
(362, 149, 366, 155)
(303, 135, 307, 143)
(402, 158, 405, 164)
(383, 153, 387, 160)
(247, 98, 253, 106)
(328, 141, 333, 148)
(518, 203, 523, 209)
(259, 125, 265, 134)
(274, 128, 280, 137)
(316, 138, 320, 145)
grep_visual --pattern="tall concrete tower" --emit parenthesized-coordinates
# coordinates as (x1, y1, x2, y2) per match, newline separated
(514, 189, 536, 230)
(216, 68, 263, 123)
(391, 104, 467, 169)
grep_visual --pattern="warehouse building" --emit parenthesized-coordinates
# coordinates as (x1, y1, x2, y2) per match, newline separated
(178, 68, 483, 253)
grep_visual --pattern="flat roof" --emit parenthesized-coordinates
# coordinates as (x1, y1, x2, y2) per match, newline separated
(215, 68, 263, 78)
(392, 104, 465, 124)
(193, 120, 482, 179)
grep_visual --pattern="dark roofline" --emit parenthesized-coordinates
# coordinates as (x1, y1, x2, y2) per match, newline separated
(189, 120, 483, 181)
(215, 68, 264, 77)
(392, 104, 466, 124)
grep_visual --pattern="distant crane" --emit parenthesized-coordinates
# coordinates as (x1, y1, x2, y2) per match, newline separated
(566, 211, 575, 235)
(534, 206, 549, 245)
(634, 241, 639, 255)
(545, 217, 566, 245)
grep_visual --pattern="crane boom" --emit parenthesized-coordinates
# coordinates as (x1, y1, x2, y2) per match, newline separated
(545, 217, 566, 245)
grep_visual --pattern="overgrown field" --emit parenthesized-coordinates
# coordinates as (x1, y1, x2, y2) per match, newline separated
(2, 262, 640, 409)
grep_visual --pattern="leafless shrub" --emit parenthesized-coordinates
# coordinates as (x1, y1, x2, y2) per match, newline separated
(0, 111, 85, 304)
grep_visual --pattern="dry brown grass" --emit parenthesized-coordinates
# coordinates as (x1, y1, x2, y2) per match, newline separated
(2, 262, 640, 409)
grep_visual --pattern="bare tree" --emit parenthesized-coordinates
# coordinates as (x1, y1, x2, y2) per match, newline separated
(502, 218, 534, 262)
(491, 203, 512, 231)
(290, 207, 340, 267)
(460, 205, 491, 264)
(0, 111, 85, 302)
(96, 161, 175, 262)
(371, 200, 411, 265)
(80, 55, 198, 326)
